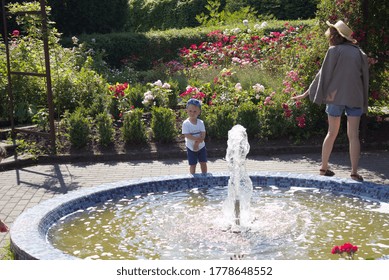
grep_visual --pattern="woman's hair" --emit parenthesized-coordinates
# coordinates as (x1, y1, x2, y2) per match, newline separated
(325, 27, 348, 46)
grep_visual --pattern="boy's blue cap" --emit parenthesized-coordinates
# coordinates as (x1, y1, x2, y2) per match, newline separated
(186, 98, 201, 109)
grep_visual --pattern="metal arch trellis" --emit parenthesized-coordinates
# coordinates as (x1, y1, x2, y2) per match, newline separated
(1, 0, 56, 154)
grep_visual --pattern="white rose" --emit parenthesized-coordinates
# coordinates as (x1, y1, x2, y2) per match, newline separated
(144, 91, 154, 100)
(162, 83, 171, 89)
(153, 80, 163, 87)
(72, 36, 79, 44)
(253, 83, 265, 93)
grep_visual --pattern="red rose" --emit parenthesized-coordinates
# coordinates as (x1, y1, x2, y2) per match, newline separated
(331, 246, 340, 254)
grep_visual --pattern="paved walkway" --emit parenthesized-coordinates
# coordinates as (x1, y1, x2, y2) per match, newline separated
(1, 150, 389, 253)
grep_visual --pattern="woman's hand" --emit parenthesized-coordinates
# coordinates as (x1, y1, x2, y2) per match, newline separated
(291, 90, 309, 101)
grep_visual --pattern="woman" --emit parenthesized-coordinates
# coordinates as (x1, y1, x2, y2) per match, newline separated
(292, 20, 369, 181)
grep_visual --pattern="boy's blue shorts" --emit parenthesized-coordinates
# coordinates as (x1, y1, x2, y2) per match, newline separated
(186, 146, 207, 165)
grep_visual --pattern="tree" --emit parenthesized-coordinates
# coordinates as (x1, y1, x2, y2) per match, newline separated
(47, 0, 129, 35)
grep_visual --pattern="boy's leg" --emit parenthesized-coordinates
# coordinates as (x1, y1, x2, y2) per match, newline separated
(190, 165, 196, 174)
(200, 162, 207, 173)
(187, 148, 198, 174)
(198, 147, 208, 173)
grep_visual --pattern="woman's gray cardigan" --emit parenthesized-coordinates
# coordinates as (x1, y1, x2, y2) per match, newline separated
(308, 43, 369, 113)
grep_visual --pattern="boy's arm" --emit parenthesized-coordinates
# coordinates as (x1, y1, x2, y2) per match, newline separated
(185, 131, 205, 143)
(184, 132, 205, 142)
(184, 133, 200, 141)
(197, 131, 206, 142)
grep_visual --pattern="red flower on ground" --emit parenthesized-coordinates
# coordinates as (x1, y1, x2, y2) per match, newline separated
(331, 242, 358, 259)
(331, 245, 341, 254)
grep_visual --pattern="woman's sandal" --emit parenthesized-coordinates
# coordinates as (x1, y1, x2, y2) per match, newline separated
(350, 173, 364, 182)
(319, 169, 335, 176)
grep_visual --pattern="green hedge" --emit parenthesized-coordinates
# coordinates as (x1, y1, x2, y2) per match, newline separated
(62, 28, 211, 70)
(127, 0, 209, 32)
(225, 0, 319, 20)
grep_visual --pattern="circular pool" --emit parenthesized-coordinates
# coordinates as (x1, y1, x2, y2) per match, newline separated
(10, 172, 389, 260)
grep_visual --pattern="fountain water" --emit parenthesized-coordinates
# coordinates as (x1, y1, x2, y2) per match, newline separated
(224, 125, 253, 228)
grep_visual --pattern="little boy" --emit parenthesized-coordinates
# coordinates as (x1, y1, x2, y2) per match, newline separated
(182, 98, 207, 174)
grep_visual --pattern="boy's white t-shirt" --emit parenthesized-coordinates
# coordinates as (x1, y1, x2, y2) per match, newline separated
(182, 118, 206, 151)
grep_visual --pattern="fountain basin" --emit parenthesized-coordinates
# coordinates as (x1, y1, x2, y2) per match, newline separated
(10, 172, 389, 260)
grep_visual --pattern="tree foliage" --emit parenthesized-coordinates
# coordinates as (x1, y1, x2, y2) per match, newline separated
(226, 0, 319, 20)
(47, 0, 129, 35)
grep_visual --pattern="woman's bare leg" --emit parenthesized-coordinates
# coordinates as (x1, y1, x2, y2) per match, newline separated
(347, 116, 361, 175)
(320, 116, 341, 172)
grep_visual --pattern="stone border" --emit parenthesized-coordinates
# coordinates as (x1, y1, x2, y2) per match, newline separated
(10, 172, 389, 260)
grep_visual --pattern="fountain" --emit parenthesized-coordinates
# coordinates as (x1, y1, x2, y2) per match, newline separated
(10, 125, 389, 260)
(224, 124, 253, 229)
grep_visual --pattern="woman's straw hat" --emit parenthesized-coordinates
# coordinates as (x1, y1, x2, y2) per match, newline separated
(326, 20, 357, 44)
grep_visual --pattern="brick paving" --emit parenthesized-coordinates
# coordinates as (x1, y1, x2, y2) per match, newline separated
(1, 149, 389, 254)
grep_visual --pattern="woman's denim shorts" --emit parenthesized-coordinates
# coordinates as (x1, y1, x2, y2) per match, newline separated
(325, 104, 363, 117)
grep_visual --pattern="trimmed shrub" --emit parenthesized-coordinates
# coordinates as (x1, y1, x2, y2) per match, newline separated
(236, 102, 261, 139)
(96, 112, 114, 147)
(150, 107, 177, 143)
(128, 84, 146, 109)
(203, 104, 235, 140)
(122, 109, 147, 144)
(67, 108, 91, 149)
